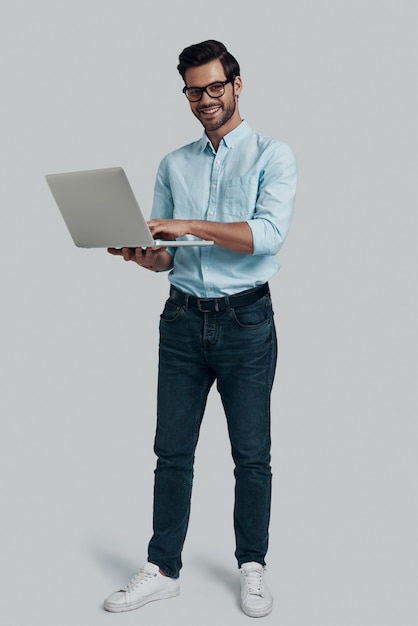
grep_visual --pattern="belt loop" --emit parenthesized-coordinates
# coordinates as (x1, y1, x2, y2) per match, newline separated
(225, 295, 230, 312)
(184, 293, 189, 310)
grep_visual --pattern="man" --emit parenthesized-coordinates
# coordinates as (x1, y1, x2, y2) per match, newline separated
(104, 40, 297, 618)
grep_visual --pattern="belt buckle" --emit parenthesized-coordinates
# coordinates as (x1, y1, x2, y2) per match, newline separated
(197, 298, 218, 312)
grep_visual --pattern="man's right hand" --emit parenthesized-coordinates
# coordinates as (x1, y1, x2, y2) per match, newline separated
(107, 247, 172, 271)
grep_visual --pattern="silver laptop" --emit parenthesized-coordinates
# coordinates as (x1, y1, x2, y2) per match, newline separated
(45, 166, 214, 248)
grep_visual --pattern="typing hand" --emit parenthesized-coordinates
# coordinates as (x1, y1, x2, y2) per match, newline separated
(148, 219, 191, 240)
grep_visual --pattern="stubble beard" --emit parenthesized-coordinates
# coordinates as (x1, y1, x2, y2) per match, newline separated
(195, 97, 237, 133)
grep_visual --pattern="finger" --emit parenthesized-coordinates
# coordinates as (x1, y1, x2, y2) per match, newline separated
(147, 220, 164, 236)
(134, 248, 147, 263)
(140, 247, 159, 262)
(122, 247, 134, 261)
(107, 247, 123, 255)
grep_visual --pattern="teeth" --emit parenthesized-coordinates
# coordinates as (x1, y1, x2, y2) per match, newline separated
(201, 107, 219, 114)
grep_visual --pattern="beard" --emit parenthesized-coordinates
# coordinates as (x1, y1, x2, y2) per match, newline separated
(194, 97, 237, 132)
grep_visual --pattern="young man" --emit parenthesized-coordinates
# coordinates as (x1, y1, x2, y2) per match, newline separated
(105, 40, 297, 618)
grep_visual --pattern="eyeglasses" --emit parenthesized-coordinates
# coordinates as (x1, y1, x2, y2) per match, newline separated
(182, 78, 234, 102)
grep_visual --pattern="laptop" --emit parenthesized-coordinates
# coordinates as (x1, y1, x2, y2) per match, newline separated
(45, 166, 214, 248)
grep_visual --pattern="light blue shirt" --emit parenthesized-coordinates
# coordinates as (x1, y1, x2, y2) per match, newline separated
(151, 120, 297, 297)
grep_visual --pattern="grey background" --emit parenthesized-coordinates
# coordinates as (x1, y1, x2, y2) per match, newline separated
(1, 1, 417, 624)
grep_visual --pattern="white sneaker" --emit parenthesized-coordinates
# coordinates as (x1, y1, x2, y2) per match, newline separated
(104, 562, 180, 613)
(240, 562, 273, 618)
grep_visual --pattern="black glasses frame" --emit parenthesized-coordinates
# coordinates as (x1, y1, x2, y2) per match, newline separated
(182, 77, 235, 102)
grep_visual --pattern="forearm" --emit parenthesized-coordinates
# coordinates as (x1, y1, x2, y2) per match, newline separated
(149, 218, 254, 254)
(189, 220, 253, 254)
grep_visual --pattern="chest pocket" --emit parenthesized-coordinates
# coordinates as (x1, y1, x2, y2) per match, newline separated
(222, 175, 259, 219)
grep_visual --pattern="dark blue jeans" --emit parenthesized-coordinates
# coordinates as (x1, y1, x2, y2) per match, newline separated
(147, 288, 277, 579)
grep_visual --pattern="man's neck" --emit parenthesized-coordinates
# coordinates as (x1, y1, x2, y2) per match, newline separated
(206, 117, 243, 152)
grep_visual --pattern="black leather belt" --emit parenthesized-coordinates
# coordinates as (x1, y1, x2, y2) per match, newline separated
(169, 283, 269, 313)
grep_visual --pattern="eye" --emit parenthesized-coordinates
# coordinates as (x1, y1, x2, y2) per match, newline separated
(208, 83, 224, 94)
(187, 88, 201, 98)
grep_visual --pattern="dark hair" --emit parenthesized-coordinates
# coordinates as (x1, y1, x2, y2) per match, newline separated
(177, 40, 240, 83)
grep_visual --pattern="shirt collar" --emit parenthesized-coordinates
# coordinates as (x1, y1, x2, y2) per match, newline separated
(198, 120, 251, 153)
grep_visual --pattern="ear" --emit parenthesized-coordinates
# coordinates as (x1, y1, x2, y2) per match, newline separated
(233, 75, 243, 97)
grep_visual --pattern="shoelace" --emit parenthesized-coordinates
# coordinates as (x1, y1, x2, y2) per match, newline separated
(123, 569, 156, 592)
(242, 568, 265, 597)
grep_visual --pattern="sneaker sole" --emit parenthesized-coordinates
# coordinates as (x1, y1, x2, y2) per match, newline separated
(241, 600, 273, 618)
(104, 588, 180, 613)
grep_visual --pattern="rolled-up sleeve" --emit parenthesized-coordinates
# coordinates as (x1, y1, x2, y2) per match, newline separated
(151, 157, 176, 260)
(248, 141, 297, 256)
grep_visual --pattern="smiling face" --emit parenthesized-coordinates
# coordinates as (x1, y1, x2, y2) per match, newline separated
(184, 59, 243, 142)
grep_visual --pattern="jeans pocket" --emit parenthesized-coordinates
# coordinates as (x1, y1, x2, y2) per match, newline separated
(160, 298, 183, 323)
(231, 295, 272, 329)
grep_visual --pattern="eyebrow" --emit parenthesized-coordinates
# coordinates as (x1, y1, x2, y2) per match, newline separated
(185, 79, 227, 88)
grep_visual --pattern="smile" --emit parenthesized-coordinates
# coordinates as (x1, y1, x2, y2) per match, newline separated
(199, 106, 221, 115)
